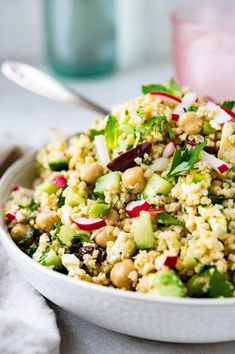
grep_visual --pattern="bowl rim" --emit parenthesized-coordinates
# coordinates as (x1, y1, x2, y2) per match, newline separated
(1, 153, 235, 307)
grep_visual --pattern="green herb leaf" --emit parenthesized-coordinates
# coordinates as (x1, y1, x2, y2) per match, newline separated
(167, 141, 207, 177)
(156, 212, 182, 225)
(72, 235, 93, 248)
(142, 78, 182, 95)
(39, 246, 51, 265)
(54, 220, 62, 237)
(135, 116, 175, 139)
(18, 229, 36, 246)
(221, 101, 235, 110)
(105, 115, 119, 149)
(58, 182, 68, 207)
(167, 78, 182, 93)
(142, 84, 172, 95)
(19, 199, 39, 211)
(24, 246, 37, 257)
(89, 129, 105, 141)
(183, 106, 198, 113)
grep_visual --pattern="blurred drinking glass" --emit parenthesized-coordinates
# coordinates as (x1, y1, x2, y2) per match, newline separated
(171, 3, 235, 101)
(43, 0, 116, 77)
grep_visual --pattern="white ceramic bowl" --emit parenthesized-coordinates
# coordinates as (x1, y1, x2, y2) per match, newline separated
(1, 153, 235, 344)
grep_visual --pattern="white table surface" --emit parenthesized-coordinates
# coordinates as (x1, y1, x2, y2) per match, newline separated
(1, 61, 235, 354)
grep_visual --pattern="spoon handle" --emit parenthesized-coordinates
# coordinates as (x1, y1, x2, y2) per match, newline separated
(1, 61, 109, 116)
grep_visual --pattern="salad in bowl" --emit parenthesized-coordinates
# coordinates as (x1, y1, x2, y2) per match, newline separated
(4, 79, 235, 298)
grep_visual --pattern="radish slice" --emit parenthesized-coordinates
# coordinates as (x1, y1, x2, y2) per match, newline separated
(172, 113, 179, 121)
(73, 217, 106, 230)
(12, 185, 19, 192)
(150, 157, 170, 172)
(94, 135, 110, 166)
(149, 207, 165, 215)
(162, 141, 175, 158)
(15, 210, 26, 222)
(126, 200, 151, 218)
(206, 103, 235, 125)
(205, 96, 218, 104)
(199, 150, 231, 173)
(5, 212, 16, 221)
(52, 175, 67, 188)
(221, 106, 235, 120)
(212, 108, 231, 124)
(155, 254, 178, 270)
(150, 92, 181, 104)
(174, 92, 197, 115)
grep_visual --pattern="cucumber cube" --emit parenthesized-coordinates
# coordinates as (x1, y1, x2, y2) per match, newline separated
(88, 203, 110, 217)
(58, 225, 76, 245)
(143, 174, 172, 199)
(48, 158, 69, 171)
(148, 269, 187, 297)
(37, 181, 58, 194)
(132, 212, 154, 249)
(94, 172, 120, 194)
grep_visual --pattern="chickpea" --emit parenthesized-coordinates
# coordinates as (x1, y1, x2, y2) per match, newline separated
(105, 209, 120, 224)
(122, 167, 146, 193)
(110, 259, 135, 290)
(178, 112, 203, 135)
(80, 163, 103, 184)
(36, 211, 58, 233)
(94, 226, 114, 248)
(11, 224, 31, 243)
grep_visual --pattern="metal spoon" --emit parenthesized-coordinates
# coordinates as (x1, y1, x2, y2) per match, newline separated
(1, 60, 109, 116)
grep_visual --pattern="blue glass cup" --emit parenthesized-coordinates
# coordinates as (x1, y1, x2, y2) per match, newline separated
(42, 0, 116, 77)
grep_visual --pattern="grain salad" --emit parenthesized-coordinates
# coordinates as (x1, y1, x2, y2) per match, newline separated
(4, 79, 235, 298)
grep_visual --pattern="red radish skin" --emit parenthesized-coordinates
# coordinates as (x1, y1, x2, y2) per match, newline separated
(220, 106, 235, 120)
(162, 141, 176, 158)
(150, 92, 181, 103)
(5, 212, 16, 221)
(12, 185, 19, 192)
(73, 217, 106, 231)
(149, 208, 165, 215)
(172, 113, 179, 121)
(126, 200, 151, 218)
(199, 150, 231, 173)
(205, 96, 218, 104)
(217, 164, 230, 173)
(156, 254, 178, 270)
(52, 175, 67, 188)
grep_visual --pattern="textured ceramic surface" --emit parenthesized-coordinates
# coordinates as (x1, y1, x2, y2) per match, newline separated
(1, 154, 235, 344)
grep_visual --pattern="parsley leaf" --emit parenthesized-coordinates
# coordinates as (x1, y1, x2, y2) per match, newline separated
(167, 77, 182, 93)
(18, 229, 36, 246)
(89, 129, 105, 141)
(39, 246, 51, 265)
(72, 235, 93, 248)
(136, 116, 175, 139)
(19, 199, 39, 211)
(156, 212, 183, 226)
(58, 182, 68, 207)
(105, 115, 119, 149)
(24, 246, 37, 257)
(167, 141, 207, 177)
(221, 101, 235, 110)
(142, 78, 182, 95)
(183, 105, 198, 112)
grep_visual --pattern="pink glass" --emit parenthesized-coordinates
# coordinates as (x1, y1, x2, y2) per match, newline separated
(171, 4, 235, 102)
